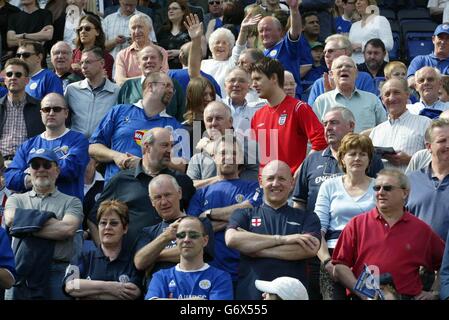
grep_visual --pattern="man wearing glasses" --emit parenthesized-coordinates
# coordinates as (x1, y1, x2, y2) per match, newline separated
(0, 58, 44, 163)
(16, 41, 63, 101)
(3, 148, 83, 300)
(145, 215, 233, 300)
(4, 93, 89, 201)
(332, 168, 444, 300)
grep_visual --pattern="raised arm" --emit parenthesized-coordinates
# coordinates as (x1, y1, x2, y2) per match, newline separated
(287, 0, 302, 40)
(134, 220, 179, 271)
(236, 13, 262, 47)
(184, 14, 203, 79)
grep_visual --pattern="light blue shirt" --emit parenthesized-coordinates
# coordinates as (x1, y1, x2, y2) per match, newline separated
(313, 88, 386, 133)
(314, 176, 376, 248)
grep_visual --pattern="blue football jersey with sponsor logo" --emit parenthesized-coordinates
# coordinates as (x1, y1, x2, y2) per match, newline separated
(146, 264, 233, 300)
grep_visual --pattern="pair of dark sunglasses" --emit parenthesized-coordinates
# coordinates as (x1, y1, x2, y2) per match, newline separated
(16, 52, 35, 59)
(6, 71, 24, 78)
(372, 185, 403, 192)
(30, 161, 53, 170)
(41, 106, 66, 113)
(77, 26, 94, 33)
(176, 231, 203, 239)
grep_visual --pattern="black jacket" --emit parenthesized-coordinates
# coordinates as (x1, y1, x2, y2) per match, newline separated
(0, 94, 45, 142)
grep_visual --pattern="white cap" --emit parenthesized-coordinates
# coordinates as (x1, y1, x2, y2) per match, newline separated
(255, 277, 309, 300)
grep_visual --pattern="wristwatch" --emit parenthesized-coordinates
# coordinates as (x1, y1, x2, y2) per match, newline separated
(204, 209, 213, 221)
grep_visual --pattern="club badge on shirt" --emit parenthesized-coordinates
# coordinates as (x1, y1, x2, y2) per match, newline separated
(251, 217, 262, 227)
(278, 113, 287, 125)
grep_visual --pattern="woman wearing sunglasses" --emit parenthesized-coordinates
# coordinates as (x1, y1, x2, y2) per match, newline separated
(64, 200, 143, 300)
(71, 14, 114, 80)
(314, 133, 376, 300)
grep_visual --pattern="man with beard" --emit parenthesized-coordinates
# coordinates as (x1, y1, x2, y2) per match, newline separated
(357, 39, 388, 79)
(89, 71, 186, 182)
(4, 149, 83, 299)
(187, 136, 262, 284)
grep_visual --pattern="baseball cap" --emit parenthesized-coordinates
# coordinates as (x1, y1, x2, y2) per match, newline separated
(27, 148, 59, 164)
(310, 42, 324, 50)
(255, 277, 309, 300)
(434, 24, 449, 36)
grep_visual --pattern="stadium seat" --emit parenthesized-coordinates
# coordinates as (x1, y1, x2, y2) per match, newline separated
(389, 20, 400, 60)
(397, 8, 431, 24)
(402, 21, 438, 62)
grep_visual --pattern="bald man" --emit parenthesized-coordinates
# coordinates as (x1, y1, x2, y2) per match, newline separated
(5, 93, 89, 200)
(225, 160, 321, 299)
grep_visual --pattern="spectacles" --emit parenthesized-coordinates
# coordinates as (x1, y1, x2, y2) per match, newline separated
(99, 220, 121, 227)
(6, 71, 24, 78)
(175, 231, 203, 239)
(16, 52, 35, 59)
(80, 59, 101, 65)
(30, 160, 53, 170)
(77, 26, 94, 33)
(41, 106, 66, 113)
(372, 185, 403, 192)
(323, 48, 346, 54)
(209, 1, 221, 5)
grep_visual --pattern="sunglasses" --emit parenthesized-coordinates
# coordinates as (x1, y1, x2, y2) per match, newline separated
(77, 26, 94, 33)
(16, 52, 35, 59)
(30, 160, 53, 170)
(175, 231, 203, 239)
(209, 1, 221, 5)
(372, 185, 403, 192)
(6, 71, 24, 78)
(41, 106, 66, 113)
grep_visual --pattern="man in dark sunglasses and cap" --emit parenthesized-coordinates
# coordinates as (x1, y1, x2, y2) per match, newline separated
(3, 148, 83, 300)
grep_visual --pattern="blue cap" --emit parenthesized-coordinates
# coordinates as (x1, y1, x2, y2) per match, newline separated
(434, 24, 449, 36)
(27, 148, 59, 165)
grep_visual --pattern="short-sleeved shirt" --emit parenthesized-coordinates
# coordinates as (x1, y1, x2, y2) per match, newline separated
(251, 95, 327, 175)
(5, 190, 83, 262)
(227, 203, 321, 300)
(146, 264, 233, 300)
(407, 53, 449, 79)
(89, 102, 184, 182)
(25, 69, 64, 101)
(407, 165, 449, 241)
(7, 8, 52, 49)
(292, 147, 384, 213)
(65, 245, 143, 292)
(332, 208, 445, 296)
(134, 217, 215, 278)
(186, 179, 262, 280)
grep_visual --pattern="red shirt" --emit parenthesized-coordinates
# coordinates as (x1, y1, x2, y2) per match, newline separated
(250, 95, 326, 175)
(72, 48, 115, 81)
(332, 208, 445, 296)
